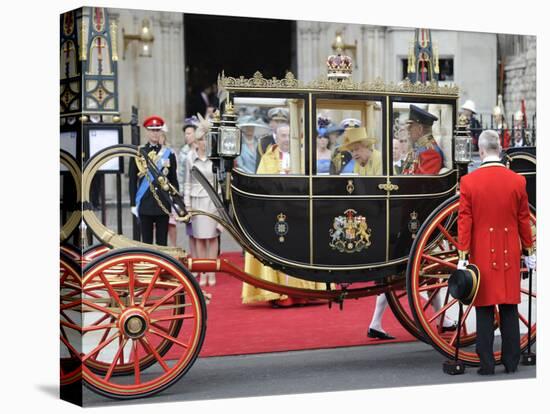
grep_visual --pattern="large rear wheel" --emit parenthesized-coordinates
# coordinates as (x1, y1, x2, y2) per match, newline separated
(407, 196, 536, 365)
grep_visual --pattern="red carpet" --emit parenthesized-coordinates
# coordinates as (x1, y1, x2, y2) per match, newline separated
(161, 252, 417, 359)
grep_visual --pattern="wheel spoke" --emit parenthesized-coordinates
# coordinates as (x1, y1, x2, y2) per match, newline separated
(89, 313, 112, 328)
(151, 314, 195, 323)
(60, 299, 82, 312)
(60, 334, 81, 359)
(428, 297, 458, 324)
(421, 254, 457, 270)
(518, 312, 531, 328)
(436, 224, 459, 248)
(450, 303, 474, 345)
(82, 299, 119, 317)
(423, 289, 439, 311)
(132, 339, 141, 385)
(128, 260, 136, 306)
(140, 267, 162, 308)
(97, 271, 126, 310)
(418, 282, 448, 292)
(147, 285, 185, 313)
(82, 322, 117, 333)
(149, 325, 189, 349)
(81, 332, 120, 362)
(140, 337, 170, 372)
(60, 310, 77, 326)
(520, 288, 537, 298)
(104, 338, 128, 381)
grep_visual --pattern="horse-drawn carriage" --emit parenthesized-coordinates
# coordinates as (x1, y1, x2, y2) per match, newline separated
(60, 71, 536, 400)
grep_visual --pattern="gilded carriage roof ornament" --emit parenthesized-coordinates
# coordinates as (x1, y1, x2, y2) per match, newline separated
(218, 71, 459, 97)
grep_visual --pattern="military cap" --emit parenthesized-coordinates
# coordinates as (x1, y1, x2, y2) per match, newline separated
(267, 107, 289, 122)
(340, 118, 361, 129)
(407, 105, 438, 126)
(143, 115, 165, 130)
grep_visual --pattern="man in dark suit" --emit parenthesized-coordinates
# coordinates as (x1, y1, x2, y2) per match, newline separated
(457, 129, 535, 375)
(129, 115, 179, 246)
(255, 107, 289, 171)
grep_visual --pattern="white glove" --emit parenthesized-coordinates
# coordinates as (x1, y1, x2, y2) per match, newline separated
(131, 206, 139, 217)
(457, 259, 469, 270)
(524, 254, 536, 270)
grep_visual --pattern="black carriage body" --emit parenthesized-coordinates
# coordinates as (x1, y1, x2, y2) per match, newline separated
(217, 76, 460, 283)
(505, 147, 536, 207)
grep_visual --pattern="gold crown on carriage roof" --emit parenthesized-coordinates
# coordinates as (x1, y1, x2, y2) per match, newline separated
(326, 53, 353, 75)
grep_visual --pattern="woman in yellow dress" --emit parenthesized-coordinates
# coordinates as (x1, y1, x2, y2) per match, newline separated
(338, 127, 382, 176)
(242, 123, 326, 306)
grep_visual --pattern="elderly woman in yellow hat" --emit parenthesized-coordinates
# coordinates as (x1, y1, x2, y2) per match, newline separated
(339, 127, 382, 176)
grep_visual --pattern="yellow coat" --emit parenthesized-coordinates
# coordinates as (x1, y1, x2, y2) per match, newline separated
(242, 144, 326, 304)
(256, 144, 283, 174)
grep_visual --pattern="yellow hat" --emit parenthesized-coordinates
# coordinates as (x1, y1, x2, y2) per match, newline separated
(340, 127, 377, 151)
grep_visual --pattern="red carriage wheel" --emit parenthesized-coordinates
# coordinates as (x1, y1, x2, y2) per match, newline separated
(407, 196, 536, 365)
(386, 281, 427, 342)
(60, 251, 83, 386)
(63, 243, 179, 378)
(80, 248, 207, 399)
(82, 244, 111, 266)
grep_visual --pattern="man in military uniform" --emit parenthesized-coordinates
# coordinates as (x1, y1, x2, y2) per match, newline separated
(255, 107, 289, 171)
(457, 130, 535, 375)
(401, 105, 444, 175)
(129, 115, 179, 246)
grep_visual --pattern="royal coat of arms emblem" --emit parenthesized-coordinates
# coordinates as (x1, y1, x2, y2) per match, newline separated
(329, 209, 372, 253)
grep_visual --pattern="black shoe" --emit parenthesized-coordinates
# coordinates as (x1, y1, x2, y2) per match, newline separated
(367, 328, 395, 340)
(477, 368, 495, 376)
(440, 323, 458, 333)
(504, 366, 518, 374)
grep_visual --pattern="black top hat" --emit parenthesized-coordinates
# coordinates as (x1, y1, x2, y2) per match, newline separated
(408, 105, 438, 126)
(448, 264, 480, 306)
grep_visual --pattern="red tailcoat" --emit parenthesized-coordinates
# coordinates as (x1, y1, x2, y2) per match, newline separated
(458, 162, 533, 306)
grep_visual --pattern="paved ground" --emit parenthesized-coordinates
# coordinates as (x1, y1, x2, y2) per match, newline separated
(82, 340, 536, 407)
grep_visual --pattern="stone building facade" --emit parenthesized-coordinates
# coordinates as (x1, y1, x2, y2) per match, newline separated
(500, 35, 536, 125)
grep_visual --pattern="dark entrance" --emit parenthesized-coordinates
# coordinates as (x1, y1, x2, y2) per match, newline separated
(183, 13, 295, 118)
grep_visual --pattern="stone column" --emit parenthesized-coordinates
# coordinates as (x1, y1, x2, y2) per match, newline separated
(310, 22, 322, 80)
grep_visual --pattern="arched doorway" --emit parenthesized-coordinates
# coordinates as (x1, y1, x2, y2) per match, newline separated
(184, 13, 295, 118)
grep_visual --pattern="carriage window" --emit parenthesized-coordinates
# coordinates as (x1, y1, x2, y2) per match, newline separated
(315, 99, 383, 176)
(391, 102, 453, 175)
(233, 97, 305, 175)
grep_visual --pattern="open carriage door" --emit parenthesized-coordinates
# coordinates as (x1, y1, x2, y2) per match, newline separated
(311, 94, 389, 271)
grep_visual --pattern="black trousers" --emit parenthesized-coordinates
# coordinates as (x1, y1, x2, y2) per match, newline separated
(140, 214, 169, 246)
(476, 304, 520, 372)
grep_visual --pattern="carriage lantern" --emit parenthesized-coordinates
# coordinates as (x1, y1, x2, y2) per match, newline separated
(206, 110, 221, 159)
(217, 100, 241, 158)
(454, 114, 473, 163)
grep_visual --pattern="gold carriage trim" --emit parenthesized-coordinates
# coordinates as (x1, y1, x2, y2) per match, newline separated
(458, 250, 469, 260)
(218, 71, 459, 97)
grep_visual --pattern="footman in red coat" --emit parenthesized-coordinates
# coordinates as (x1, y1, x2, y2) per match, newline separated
(457, 130, 535, 375)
